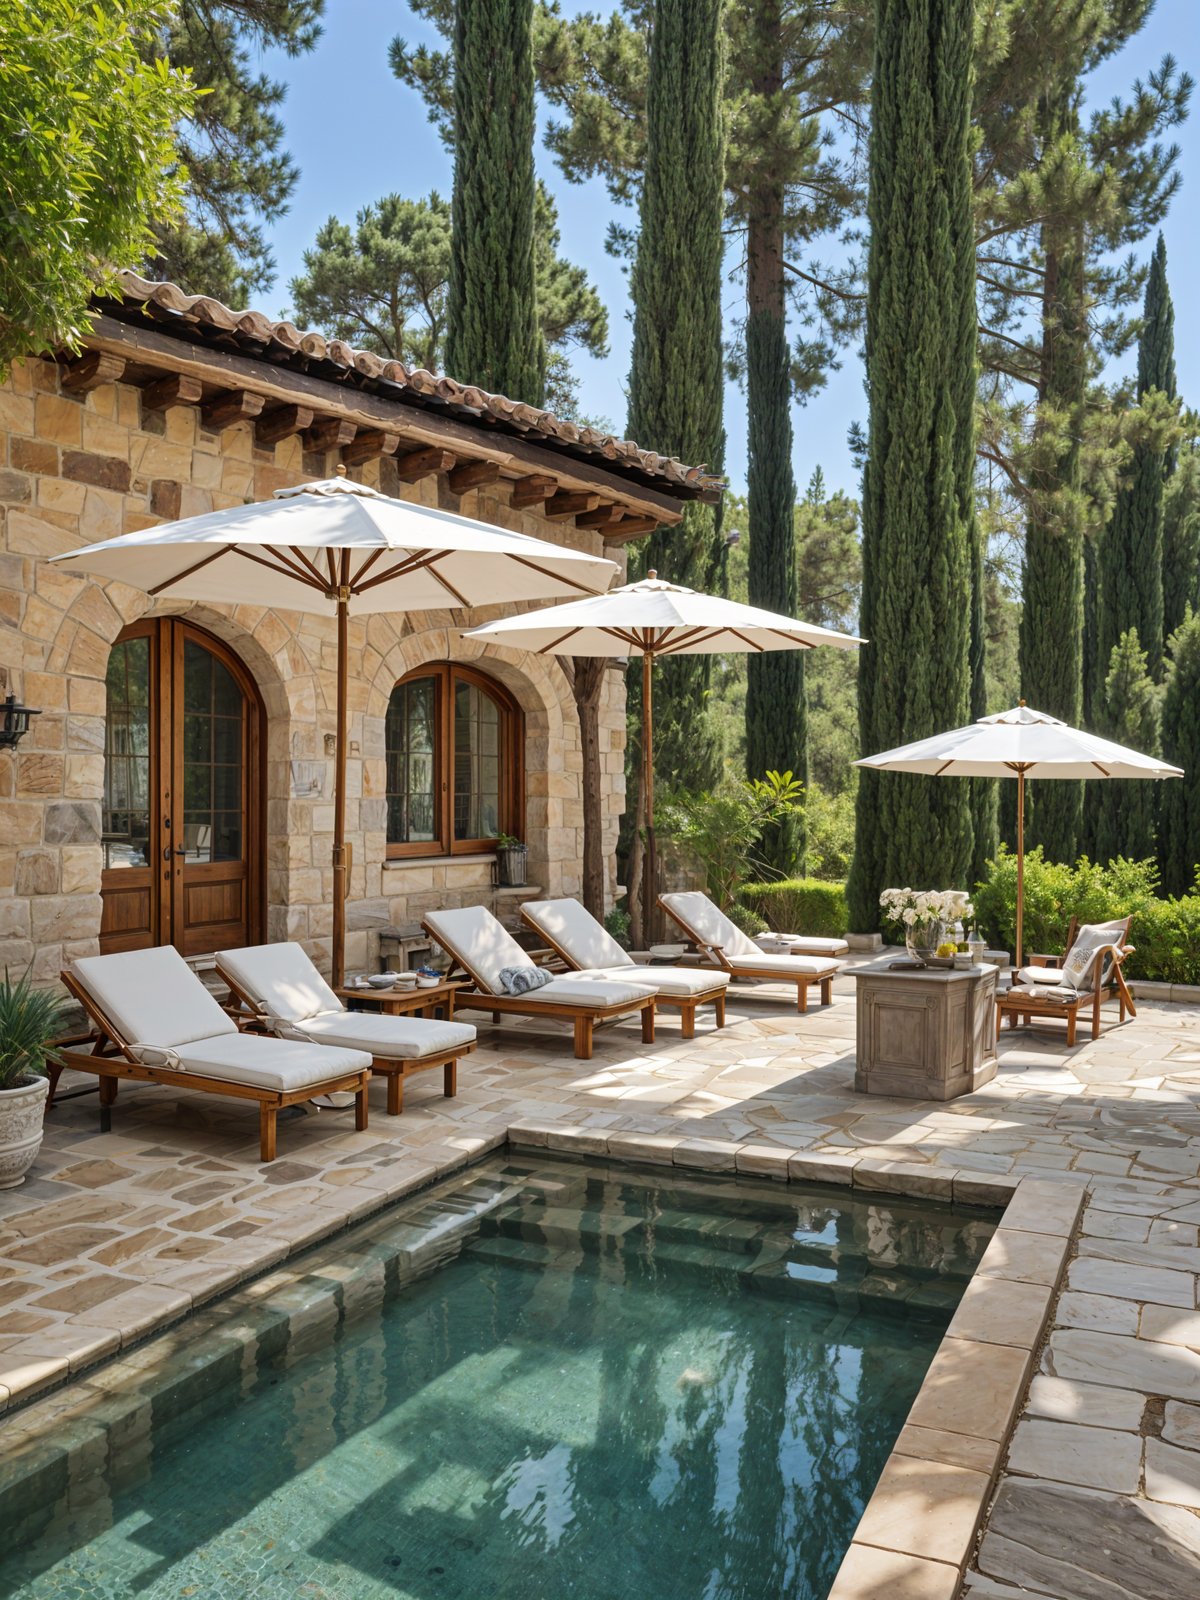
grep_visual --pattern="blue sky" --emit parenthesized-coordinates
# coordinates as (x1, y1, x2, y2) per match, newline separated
(262, 0, 1197, 499)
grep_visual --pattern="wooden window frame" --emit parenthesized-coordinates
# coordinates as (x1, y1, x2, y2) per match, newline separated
(385, 663, 524, 860)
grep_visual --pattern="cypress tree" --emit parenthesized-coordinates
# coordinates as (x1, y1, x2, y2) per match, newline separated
(626, 0, 727, 797)
(1158, 609, 1200, 896)
(847, 0, 976, 930)
(1018, 93, 1087, 863)
(1162, 444, 1200, 642)
(743, 2, 803, 874)
(446, 0, 543, 403)
(1097, 234, 1175, 683)
(1093, 628, 1161, 864)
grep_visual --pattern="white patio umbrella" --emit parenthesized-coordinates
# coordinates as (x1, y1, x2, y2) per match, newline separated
(855, 702, 1182, 968)
(465, 570, 862, 939)
(53, 473, 617, 984)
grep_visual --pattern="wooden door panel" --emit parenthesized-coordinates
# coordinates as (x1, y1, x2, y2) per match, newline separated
(99, 871, 154, 951)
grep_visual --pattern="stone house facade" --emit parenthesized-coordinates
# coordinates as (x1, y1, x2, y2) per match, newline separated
(0, 274, 716, 983)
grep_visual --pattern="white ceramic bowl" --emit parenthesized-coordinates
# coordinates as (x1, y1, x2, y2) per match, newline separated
(366, 974, 397, 989)
(415, 974, 441, 988)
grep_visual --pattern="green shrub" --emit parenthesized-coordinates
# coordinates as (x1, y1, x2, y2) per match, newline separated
(973, 846, 1161, 956)
(804, 784, 856, 882)
(726, 901, 768, 937)
(739, 879, 850, 937)
(1119, 896, 1200, 985)
(658, 771, 806, 909)
(604, 905, 631, 949)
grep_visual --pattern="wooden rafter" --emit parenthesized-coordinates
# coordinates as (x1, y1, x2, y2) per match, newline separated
(341, 428, 401, 466)
(141, 373, 203, 412)
(544, 491, 600, 521)
(202, 390, 266, 430)
(447, 460, 501, 495)
(61, 351, 125, 394)
(395, 446, 456, 483)
(510, 473, 558, 509)
(255, 405, 314, 446)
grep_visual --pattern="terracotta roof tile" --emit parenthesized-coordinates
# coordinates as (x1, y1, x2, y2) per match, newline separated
(98, 272, 724, 502)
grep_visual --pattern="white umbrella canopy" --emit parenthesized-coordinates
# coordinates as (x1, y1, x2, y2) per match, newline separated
(466, 571, 863, 937)
(53, 474, 618, 983)
(855, 703, 1182, 966)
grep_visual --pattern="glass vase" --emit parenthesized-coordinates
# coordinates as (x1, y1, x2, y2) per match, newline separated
(905, 918, 945, 965)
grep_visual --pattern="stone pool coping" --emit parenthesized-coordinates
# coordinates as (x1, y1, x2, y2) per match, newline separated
(1, 1127, 1082, 1600)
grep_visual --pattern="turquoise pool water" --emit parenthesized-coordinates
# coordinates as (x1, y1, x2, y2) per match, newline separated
(0, 1157, 995, 1600)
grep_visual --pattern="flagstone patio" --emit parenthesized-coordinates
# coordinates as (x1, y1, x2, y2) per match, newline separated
(4, 968, 1200, 1599)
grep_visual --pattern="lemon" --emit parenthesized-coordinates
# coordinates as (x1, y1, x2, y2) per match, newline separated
(936, 942, 957, 958)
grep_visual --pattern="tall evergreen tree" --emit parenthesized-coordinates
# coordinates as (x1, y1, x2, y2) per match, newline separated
(624, 0, 727, 798)
(1158, 609, 1200, 896)
(446, 0, 543, 403)
(743, 5, 803, 873)
(847, 0, 976, 929)
(1093, 628, 1160, 863)
(1163, 443, 1200, 639)
(1096, 234, 1175, 683)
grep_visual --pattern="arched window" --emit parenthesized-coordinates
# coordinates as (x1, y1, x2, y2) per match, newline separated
(386, 665, 523, 857)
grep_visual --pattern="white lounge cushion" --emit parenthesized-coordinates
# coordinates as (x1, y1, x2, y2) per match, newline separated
(170, 1033, 370, 1093)
(71, 946, 237, 1051)
(425, 906, 536, 995)
(660, 891, 760, 958)
(1061, 921, 1126, 988)
(1016, 966, 1073, 989)
(755, 932, 850, 957)
(523, 898, 632, 970)
(218, 942, 342, 1023)
(577, 964, 727, 997)
(723, 952, 838, 978)
(295, 1012, 476, 1060)
(463, 975, 653, 1009)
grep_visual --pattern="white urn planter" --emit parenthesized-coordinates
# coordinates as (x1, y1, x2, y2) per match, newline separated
(0, 1075, 50, 1189)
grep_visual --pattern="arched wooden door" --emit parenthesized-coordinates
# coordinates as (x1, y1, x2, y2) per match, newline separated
(100, 620, 264, 956)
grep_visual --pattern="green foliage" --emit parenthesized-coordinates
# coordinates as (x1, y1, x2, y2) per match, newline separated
(1163, 442, 1200, 641)
(0, 0, 194, 372)
(848, 0, 977, 931)
(447, 0, 543, 404)
(288, 184, 607, 413)
(1096, 234, 1176, 683)
(1158, 609, 1200, 896)
(973, 845, 1160, 959)
(152, 1, 324, 299)
(659, 771, 806, 911)
(1093, 628, 1161, 864)
(1120, 895, 1200, 986)
(0, 969, 67, 1093)
(739, 879, 849, 938)
(804, 783, 857, 882)
(726, 901, 769, 938)
(603, 904, 631, 949)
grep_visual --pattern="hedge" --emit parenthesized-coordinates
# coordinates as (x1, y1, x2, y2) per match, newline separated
(973, 846, 1200, 985)
(739, 879, 849, 937)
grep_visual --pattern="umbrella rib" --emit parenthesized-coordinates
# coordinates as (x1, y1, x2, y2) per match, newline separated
(1092, 761, 1112, 777)
(146, 544, 234, 597)
(235, 546, 326, 591)
(426, 559, 471, 608)
(509, 554, 602, 595)
(355, 551, 440, 594)
(349, 547, 388, 588)
(934, 759, 957, 776)
(287, 545, 329, 588)
(536, 629, 583, 655)
(654, 628, 724, 656)
(765, 628, 818, 648)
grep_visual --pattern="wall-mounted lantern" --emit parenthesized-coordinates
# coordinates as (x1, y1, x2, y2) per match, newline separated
(0, 693, 41, 750)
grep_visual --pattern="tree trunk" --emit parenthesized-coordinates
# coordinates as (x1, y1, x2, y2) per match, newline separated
(563, 656, 608, 917)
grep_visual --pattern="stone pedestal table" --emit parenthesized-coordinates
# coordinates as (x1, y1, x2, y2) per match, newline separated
(854, 961, 998, 1100)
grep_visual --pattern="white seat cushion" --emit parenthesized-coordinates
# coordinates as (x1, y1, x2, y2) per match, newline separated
(1016, 966, 1073, 989)
(72, 947, 237, 1051)
(755, 933, 850, 957)
(296, 1011, 476, 1060)
(724, 952, 838, 978)
(424, 907, 536, 995)
(171, 1033, 371, 1093)
(465, 975, 652, 1009)
(218, 943, 342, 1024)
(579, 964, 727, 997)
(660, 891, 760, 958)
(523, 898, 632, 970)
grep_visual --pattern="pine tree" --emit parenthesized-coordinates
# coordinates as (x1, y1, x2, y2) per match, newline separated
(847, 0, 976, 930)
(1096, 234, 1175, 683)
(446, 0, 543, 403)
(624, 0, 727, 796)
(1093, 628, 1161, 863)
(1158, 609, 1200, 896)
(151, 2, 324, 300)
(1163, 442, 1200, 641)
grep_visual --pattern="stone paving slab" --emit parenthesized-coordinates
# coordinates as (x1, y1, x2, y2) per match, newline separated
(2, 971, 1200, 1596)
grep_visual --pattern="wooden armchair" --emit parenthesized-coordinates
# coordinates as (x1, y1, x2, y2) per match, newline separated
(998, 916, 1136, 1046)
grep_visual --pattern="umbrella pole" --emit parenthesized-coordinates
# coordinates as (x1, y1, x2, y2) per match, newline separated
(1015, 768, 1025, 972)
(642, 651, 657, 947)
(331, 570, 350, 988)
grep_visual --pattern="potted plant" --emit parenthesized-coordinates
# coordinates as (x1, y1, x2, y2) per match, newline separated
(496, 832, 528, 888)
(0, 969, 66, 1189)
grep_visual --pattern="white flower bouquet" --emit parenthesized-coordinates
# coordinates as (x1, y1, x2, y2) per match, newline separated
(879, 888, 974, 928)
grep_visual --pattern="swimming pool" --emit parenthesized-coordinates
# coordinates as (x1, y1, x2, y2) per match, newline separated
(0, 1155, 996, 1599)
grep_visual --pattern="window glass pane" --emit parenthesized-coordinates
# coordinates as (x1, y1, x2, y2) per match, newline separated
(181, 638, 244, 864)
(102, 638, 151, 869)
(453, 679, 502, 842)
(385, 677, 437, 844)
(183, 640, 211, 712)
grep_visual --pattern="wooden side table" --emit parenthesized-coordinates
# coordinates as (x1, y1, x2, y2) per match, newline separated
(853, 961, 997, 1100)
(336, 980, 468, 1022)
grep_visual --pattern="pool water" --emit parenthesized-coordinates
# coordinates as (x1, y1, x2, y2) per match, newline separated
(0, 1157, 995, 1600)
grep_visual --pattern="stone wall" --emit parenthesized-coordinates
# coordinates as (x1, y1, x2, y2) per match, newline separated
(0, 356, 628, 983)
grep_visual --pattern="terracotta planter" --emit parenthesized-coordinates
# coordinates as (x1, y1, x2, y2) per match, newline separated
(0, 1075, 49, 1190)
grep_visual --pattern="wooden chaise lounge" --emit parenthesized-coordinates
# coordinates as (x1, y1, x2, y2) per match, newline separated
(659, 890, 841, 1013)
(520, 897, 728, 1039)
(422, 906, 656, 1060)
(55, 945, 371, 1161)
(998, 916, 1136, 1046)
(216, 942, 476, 1114)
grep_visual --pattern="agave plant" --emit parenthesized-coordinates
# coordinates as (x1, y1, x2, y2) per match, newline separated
(0, 969, 67, 1093)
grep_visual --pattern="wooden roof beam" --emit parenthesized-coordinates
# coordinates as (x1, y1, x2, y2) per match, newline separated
(341, 428, 401, 466)
(141, 373, 203, 412)
(305, 417, 357, 452)
(447, 460, 501, 495)
(574, 503, 623, 530)
(602, 516, 660, 544)
(61, 351, 126, 394)
(201, 389, 266, 430)
(255, 404, 314, 446)
(544, 491, 600, 521)
(395, 446, 456, 483)
(510, 473, 558, 510)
